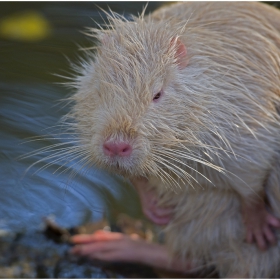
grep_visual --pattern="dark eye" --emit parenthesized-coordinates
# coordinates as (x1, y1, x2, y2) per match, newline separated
(153, 91, 162, 102)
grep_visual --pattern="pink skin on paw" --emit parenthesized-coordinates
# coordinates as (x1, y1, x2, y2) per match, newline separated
(70, 230, 197, 273)
(70, 230, 143, 262)
(131, 177, 174, 225)
(242, 196, 280, 251)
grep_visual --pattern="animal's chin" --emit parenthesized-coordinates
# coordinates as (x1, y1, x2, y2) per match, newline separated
(102, 158, 138, 177)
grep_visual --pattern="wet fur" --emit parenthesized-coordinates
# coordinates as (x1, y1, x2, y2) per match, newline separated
(69, 2, 280, 277)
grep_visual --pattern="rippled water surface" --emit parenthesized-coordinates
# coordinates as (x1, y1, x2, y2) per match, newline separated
(0, 2, 164, 232)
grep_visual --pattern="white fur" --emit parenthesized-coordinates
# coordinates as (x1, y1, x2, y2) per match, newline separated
(69, 2, 280, 277)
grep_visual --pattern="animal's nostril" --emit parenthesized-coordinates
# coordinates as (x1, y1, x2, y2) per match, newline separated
(104, 145, 111, 152)
(119, 143, 132, 156)
(103, 142, 114, 156)
(103, 141, 132, 157)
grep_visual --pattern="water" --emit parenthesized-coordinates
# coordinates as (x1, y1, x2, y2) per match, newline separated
(0, 2, 164, 232)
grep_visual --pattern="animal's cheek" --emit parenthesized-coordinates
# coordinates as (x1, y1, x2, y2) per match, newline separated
(88, 133, 103, 159)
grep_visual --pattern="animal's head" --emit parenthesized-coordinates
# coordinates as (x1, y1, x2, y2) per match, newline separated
(68, 12, 198, 184)
(68, 8, 278, 187)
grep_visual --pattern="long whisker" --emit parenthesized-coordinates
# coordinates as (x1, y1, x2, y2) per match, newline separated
(31, 149, 88, 175)
(152, 154, 188, 189)
(56, 154, 92, 177)
(20, 143, 83, 161)
(53, 151, 91, 175)
(154, 149, 214, 186)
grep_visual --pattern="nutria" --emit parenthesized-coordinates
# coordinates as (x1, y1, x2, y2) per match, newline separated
(67, 2, 280, 278)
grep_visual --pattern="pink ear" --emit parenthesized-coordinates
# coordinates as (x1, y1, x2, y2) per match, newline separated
(171, 38, 188, 69)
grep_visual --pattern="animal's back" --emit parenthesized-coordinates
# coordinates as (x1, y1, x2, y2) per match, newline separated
(153, 2, 280, 36)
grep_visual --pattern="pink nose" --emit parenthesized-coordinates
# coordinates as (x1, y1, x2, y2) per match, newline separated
(103, 141, 132, 157)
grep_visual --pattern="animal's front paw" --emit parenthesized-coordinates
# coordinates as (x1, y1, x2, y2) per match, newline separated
(141, 193, 174, 225)
(70, 230, 144, 262)
(70, 230, 198, 273)
(242, 198, 280, 251)
(131, 177, 174, 225)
